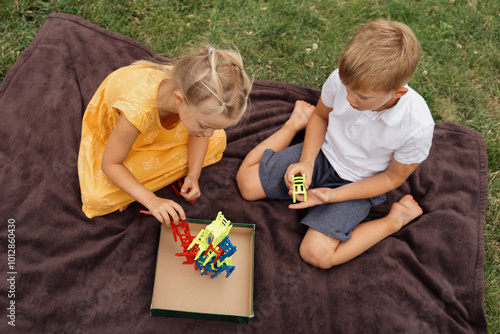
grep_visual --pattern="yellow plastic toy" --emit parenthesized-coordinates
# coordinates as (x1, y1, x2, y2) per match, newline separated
(291, 174, 307, 203)
(188, 211, 233, 261)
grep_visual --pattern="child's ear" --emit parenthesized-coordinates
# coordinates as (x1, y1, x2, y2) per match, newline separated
(174, 91, 186, 106)
(393, 87, 408, 99)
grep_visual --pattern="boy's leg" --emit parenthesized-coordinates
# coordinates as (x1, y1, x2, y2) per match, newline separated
(236, 101, 314, 201)
(299, 195, 423, 269)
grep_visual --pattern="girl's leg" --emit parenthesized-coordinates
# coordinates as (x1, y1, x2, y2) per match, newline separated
(236, 100, 314, 200)
(299, 195, 423, 269)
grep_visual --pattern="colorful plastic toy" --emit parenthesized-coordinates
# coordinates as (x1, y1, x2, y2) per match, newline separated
(205, 212, 233, 246)
(188, 227, 212, 260)
(291, 174, 307, 203)
(211, 258, 235, 279)
(172, 179, 197, 204)
(169, 211, 237, 279)
(170, 219, 198, 264)
(175, 244, 199, 265)
(203, 243, 224, 266)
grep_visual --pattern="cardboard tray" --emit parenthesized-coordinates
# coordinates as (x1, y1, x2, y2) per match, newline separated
(150, 218, 255, 323)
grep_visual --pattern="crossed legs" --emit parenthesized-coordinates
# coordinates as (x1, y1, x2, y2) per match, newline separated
(237, 100, 313, 200)
(236, 100, 423, 268)
(299, 195, 422, 268)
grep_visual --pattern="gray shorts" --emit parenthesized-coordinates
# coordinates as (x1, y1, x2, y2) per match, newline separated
(259, 143, 386, 241)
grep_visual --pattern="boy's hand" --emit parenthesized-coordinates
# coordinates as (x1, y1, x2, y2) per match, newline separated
(147, 197, 186, 225)
(285, 161, 314, 190)
(180, 175, 201, 202)
(288, 187, 335, 209)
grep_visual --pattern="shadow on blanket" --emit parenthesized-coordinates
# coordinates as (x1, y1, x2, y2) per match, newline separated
(0, 13, 488, 333)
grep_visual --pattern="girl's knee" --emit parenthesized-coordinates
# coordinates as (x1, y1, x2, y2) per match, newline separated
(80, 186, 122, 216)
(82, 191, 108, 212)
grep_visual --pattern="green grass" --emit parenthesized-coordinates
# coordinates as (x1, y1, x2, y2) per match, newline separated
(1, 0, 499, 331)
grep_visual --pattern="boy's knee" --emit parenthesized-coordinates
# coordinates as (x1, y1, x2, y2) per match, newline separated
(299, 242, 336, 270)
(236, 172, 254, 201)
(236, 169, 261, 201)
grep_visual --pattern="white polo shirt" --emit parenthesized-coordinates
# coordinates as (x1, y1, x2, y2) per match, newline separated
(320, 69, 435, 182)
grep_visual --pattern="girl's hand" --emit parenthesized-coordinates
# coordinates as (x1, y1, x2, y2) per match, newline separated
(284, 162, 314, 190)
(288, 187, 335, 209)
(180, 175, 201, 202)
(147, 197, 186, 226)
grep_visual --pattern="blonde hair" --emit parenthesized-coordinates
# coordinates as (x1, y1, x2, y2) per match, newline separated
(338, 19, 421, 92)
(135, 44, 251, 125)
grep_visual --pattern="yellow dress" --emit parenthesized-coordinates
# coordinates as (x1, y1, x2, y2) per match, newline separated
(77, 63, 226, 218)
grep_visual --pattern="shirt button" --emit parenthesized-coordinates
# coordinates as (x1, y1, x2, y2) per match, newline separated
(353, 124, 360, 130)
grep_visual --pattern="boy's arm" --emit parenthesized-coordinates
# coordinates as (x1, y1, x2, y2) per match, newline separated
(331, 159, 419, 202)
(180, 134, 209, 200)
(290, 158, 419, 209)
(285, 98, 331, 189)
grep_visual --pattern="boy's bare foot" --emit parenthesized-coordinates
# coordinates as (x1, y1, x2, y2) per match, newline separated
(385, 195, 423, 233)
(119, 203, 130, 212)
(286, 100, 315, 132)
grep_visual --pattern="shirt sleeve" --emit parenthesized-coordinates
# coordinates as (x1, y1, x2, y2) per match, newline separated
(394, 123, 435, 165)
(320, 69, 341, 108)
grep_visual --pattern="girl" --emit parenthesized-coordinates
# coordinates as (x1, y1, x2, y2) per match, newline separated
(78, 44, 251, 224)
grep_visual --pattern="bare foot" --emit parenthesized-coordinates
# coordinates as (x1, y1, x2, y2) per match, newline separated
(119, 203, 130, 212)
(286, 100, 315, 132)
(385, 195, 423, 232)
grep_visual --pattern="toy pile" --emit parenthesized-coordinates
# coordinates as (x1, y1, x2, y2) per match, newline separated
(171, 212, 237, 279)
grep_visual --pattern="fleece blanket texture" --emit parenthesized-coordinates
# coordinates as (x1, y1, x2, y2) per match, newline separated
(0, 13, 488, 333)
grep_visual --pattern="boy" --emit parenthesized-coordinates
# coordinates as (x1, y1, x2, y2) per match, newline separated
(236, 19, 434, 269)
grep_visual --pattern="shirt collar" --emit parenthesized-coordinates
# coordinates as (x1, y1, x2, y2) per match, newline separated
(362, 86, 409, 126)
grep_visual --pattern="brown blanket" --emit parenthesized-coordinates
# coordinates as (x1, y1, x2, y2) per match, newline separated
(0, 13, 488, 333)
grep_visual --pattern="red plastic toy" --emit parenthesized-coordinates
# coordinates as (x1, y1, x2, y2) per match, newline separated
(172, 179, 197, 205)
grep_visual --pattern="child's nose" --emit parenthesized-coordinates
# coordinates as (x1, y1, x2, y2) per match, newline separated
(346, 92, 356, 104)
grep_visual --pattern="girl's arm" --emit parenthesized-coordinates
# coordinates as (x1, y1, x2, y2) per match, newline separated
(179, 134, 209, 201)
(101, 113, 185, 224)
(285, 98, 332, 190)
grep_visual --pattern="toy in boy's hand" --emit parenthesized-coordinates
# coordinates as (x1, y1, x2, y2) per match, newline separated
(291, 174, 307, 203)
(170, 211, 236, 279)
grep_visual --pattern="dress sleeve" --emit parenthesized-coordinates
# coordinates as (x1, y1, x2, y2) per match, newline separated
(113, 98, 155, 133)
(105, 67, 157, 133)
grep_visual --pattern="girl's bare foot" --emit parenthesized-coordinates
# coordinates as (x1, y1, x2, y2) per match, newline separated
(286, 100, 315, 132)
(119, 203, 130, 212)
(385, 195, 423, 232)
